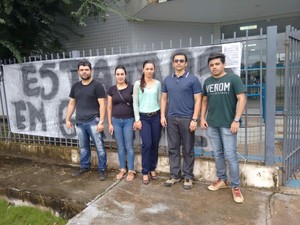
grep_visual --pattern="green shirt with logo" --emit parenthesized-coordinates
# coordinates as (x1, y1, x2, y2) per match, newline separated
(202, 73, 246, 128)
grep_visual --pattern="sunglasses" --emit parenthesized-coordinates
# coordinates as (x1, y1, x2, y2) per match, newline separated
(174, 59, 186, 63)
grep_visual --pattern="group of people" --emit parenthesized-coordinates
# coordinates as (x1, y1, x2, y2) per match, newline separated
(65, 51, 246, 204)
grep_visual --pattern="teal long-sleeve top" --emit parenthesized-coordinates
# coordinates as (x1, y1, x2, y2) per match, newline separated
(132, 79, 161, 122)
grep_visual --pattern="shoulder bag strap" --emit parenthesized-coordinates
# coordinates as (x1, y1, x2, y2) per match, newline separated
(116, 86, 131, 107)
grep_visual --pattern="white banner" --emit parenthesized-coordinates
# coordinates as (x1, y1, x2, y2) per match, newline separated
(3, 43, 241, 150)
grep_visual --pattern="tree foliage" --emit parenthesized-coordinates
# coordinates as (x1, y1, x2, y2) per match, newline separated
(0, 0, 128, 63)
(72, 0, 135, 26)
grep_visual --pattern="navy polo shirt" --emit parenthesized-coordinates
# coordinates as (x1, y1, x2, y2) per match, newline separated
(162, 71, 202, 118)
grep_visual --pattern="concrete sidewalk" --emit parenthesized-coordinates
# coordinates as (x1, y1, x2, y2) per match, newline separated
(1, 155, 300, 225)
(67, 176, 300, 225)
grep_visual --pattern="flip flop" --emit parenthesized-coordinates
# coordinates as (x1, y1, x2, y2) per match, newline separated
(126, 170, 136, 181)
(116, 169, 127, 180)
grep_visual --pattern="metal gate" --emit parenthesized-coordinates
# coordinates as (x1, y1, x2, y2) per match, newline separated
(283, 25, 300, 185)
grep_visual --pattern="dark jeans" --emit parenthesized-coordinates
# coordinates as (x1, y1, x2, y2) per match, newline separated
(167, 117, 195, 179)
(139, 112, 162, 175)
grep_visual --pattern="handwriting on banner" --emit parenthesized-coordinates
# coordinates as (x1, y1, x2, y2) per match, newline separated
(10, 53, 164, 137)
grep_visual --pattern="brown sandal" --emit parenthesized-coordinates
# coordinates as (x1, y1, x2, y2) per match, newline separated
(150, 171, 158, 180)
(142, 175, 150, 185)
(116, 169, 127, 180)
(126, 170, 136, 181)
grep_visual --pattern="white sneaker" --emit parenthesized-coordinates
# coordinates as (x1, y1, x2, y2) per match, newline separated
(208, 179, 228, 191)
(232, 187, 244, 203)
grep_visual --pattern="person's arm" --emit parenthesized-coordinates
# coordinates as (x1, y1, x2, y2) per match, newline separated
(65, 98, 76, 129)
(107, 95, 114, 135)
(160, 92, 168, 127)
(97, 97, 106, 132)
(157, 80, 161, 105)
(230, 93, 246, 133)
(132, 81, 140, 122)
(200, 95, 208, 129)
(132, 81, 142, 130)
(189, 93, 201, 132)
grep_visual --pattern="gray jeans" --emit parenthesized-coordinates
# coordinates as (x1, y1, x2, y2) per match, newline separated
(167, 117, 195, 179)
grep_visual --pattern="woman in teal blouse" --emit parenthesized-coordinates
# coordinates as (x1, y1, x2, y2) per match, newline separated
(133, 60, 162, 185)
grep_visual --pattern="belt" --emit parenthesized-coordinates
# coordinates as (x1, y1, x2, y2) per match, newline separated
(140, 110, 160, 117)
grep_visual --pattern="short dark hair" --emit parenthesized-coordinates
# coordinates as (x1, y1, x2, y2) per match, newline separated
(77, 59, 92, 70)
(207, 52, 225, 64)
(172, 52, 187, 62)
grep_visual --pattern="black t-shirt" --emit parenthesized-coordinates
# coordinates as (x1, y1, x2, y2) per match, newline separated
(69, 79, 106, 124)
(107, 84, 134, 119)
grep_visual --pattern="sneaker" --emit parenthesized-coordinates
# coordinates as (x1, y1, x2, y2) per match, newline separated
(99, 170, 107, 181)
(207, 179, 228, 191)
(232, 187, 244, 204)
(183, 178, 193, 190)
(72, 168, 90, 177)
(164, 177, 181, 187)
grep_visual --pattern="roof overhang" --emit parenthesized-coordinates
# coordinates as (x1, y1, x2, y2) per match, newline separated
(129, 0, 300, 23)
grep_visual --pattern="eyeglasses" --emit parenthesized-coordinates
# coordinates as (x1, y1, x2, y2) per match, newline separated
(174, 59, 185, 63)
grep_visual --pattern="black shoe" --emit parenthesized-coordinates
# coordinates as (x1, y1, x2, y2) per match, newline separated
(99, 170, 107, 181)
(72, 168, 90, 177)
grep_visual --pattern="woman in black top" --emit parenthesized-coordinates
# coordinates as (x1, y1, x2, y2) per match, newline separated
(107, 66, 136, 181)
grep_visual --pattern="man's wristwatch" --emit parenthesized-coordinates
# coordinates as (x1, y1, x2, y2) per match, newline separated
(233, 118, 240, 123)
(99, 121, 104, 125)
(191, 118, 198, 122)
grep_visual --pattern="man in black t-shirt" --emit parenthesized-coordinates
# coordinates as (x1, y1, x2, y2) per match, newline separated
(65, 59, 107, 181)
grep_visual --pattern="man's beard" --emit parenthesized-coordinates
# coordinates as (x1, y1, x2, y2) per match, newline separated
(80, 75, 91, 80)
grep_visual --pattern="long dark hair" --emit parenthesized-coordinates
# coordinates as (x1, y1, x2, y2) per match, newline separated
(140, 60, 155, 93)
(114, 65, 128, 84)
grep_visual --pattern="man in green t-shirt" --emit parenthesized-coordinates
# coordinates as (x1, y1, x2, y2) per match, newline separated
(200, 52, 246, 204)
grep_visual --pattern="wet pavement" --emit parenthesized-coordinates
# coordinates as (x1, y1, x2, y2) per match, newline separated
(1, 154, 300, 225)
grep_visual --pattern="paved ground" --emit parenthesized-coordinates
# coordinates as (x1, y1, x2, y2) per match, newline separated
(1, 155, 300, 225)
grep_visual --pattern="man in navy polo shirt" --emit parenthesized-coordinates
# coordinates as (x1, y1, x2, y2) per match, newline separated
(161, 52, 202, 190)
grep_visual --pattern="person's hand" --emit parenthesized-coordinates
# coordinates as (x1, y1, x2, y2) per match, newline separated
(66, 120, 73, 129)
(134, 120, 142, 130)
(108, 124, 114, 135)
(230, 121, 240, 133)
(189, 120, 197, 132)
(160, 116, 167, 128)
(200, 119, 208, 129)
(96, 123, 104, 132)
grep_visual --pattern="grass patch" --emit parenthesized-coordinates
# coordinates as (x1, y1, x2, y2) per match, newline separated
(0, 199, 67, 225)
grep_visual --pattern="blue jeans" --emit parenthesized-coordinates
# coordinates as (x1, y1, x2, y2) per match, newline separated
(75, 117, 107, 172)
(207, 127, 240, 188)
(112, 117, 135, 171)
(139, 112, 161, 175)
(167, 117, 195, 179)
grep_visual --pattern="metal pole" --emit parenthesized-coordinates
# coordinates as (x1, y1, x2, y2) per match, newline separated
(265, 26, 277, 165)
